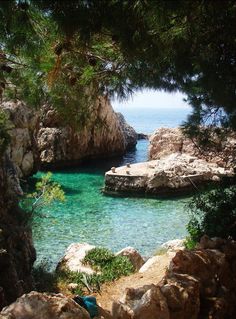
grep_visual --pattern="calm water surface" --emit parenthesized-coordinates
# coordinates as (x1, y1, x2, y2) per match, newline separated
(32, 107, 191, 267)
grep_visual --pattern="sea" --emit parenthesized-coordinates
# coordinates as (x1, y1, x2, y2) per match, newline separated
(32, 105, 192, 267)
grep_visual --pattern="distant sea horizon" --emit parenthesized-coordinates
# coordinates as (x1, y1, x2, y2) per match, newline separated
(114, 106, 191, 134)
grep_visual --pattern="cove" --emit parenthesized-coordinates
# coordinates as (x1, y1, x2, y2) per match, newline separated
(31, 139, 190, 268)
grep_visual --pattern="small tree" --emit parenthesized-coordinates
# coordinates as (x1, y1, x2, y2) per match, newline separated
(21, 172, 65, 222)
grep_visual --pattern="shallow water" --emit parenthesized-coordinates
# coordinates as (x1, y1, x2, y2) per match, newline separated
(32, 140, 190, 267)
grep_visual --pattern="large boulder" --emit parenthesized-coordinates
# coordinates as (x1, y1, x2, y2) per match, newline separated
(110, 239, 236, 319)
(38, 97, 137, 168)
(0, 100, 39, 178)
(116, 247, 145, 271)
(57, 243, 95, 274)
(0, 291, 90, 319)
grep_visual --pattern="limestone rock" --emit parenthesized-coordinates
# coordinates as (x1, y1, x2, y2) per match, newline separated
(0, 291, 90, 319)
(0, 100, 39, 177)
(139, 256, 161, 273)
(57, 243, 96, 274)
(112, 285, 170, 319)
(104, 153, 233, 196)
(161, 239, 185, 251)
(111, 239, 236, 319)
(149, 127, 236, 168)
(116, 113, 137, 150)
(38, 97, 137, 168)
(116, 247, 145, 271)
(161, 274, 200, 319)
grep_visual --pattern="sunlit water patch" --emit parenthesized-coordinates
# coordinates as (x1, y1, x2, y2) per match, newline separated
(31, 141, 190, 268)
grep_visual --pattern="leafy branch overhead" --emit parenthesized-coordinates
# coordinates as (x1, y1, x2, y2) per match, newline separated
(1, 1, 236, 133)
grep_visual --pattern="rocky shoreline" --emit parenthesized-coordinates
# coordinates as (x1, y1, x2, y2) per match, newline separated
(1, 236, 236, 319)
(0, 99, 137, 175)
(104, 128, 235, 196)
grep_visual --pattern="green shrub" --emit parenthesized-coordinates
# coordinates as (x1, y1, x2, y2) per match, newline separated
(56, 247, 134, 294)
(187, 185, 236, 242)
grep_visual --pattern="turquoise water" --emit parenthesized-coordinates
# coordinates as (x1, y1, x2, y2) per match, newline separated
(32, 106, 191, 267)
(32, 143, 190, 267)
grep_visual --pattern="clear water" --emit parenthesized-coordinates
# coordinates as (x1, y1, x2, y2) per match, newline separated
(32, 106, 191, 267)
(114, 106, 191, 134)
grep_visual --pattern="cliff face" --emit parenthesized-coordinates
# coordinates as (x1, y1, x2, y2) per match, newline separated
(0, 101, 39, 178)
(0, 155, 36, 311)
(37, 97, 137, 168)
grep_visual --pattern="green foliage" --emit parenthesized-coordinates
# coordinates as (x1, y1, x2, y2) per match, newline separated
(0, 110, 11, 156)
(21, 172, 65, 221)
(83, 247, 114, 269)
(57, 247, 134, 294)
(184, 237, 198, 250)
(187, 186, 236, 242)
(1, 1, 236, 134)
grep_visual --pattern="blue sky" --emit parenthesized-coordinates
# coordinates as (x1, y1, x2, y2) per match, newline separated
(112, 89, 191, 110)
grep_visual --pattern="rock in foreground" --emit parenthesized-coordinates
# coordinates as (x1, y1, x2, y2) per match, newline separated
(0, 291, 90, 319)
(115, 247, 145, 271)
(57, 243, 95, 274)
(104, 153, 233, 196)
(112, 238, 236, 319)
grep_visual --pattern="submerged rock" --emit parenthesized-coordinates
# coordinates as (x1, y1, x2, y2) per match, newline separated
(0, 291, 90, 319)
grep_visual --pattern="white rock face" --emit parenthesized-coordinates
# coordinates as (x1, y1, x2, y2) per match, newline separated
(0, 291, 90, 319)
(38, 97, 137, 167)
(105, 153, 234, 196)
(161, 239, 185, 251)
(149, 127, 236, 167)
(139, 256, 161, 273)
(0, 100, 39, 177)
(57, 243, 96, 274)
(116, 247, 145, 271)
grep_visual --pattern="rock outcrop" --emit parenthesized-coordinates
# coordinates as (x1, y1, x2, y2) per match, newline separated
(149, 127, 236, 167)
(104, 153, 233, 196)
(57, 243, 96, 274)
(115, 247, 145, 271)
(0, 291, 90, 319)
(0, 101, 39, 178)
(38, 97, 137, 168)
(111, 237, 236, 319)
(0, 155, 36, 311)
